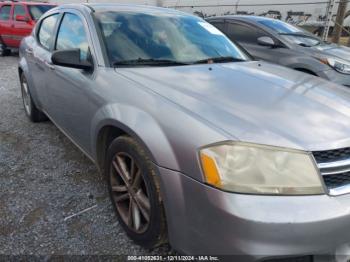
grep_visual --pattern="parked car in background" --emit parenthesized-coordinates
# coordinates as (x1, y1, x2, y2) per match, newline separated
(19, 3, 350, 261)
(0, 1, 55, 56)
(207, 16, 350, 87)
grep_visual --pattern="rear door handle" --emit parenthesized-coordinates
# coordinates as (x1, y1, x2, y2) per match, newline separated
(44, 61, 55, 70)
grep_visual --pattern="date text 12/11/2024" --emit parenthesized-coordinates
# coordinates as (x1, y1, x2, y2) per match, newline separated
(127, 256, 220, 261)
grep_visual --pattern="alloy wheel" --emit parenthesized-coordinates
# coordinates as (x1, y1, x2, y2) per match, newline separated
(110, 152, 151, 233)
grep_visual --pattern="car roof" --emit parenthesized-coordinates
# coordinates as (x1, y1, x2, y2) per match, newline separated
(0, 1, 55, 6)
(207, 15, 277, 23)
(57, 3, 188, 16)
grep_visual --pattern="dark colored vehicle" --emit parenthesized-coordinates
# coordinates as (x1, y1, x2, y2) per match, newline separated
(19, 3, 350, 261)
(207, 16, 350, 86)
(0, 1, 55, 55)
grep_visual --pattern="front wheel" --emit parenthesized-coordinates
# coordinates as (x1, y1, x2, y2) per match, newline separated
(105, 136, 167, 249)
(20, 74, 47, 122)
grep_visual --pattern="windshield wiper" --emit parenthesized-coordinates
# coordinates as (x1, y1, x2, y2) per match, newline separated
(113, 58, 189, 67)
(192, 56, 245, 64)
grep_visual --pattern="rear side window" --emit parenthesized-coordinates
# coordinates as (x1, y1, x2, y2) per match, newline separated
(0, 5, 11, 21)
(56, 13, 90, 60)
(226, 23, 265, 44)
(14, 5, 26, 19)
(38, 14, 59, 50)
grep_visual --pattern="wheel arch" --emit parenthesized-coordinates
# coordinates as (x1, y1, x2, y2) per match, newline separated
(18, 66, 23, 77)
(293, 67, 318, 76)
(92, 104, 179, 172)
(18, 59, 43, 110)
(95, 123, 148, 171)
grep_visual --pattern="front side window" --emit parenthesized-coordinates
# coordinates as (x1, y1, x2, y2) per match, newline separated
(38, 14, 59, 50)
(95, 11, 249, 65)
(56, 13, 90, 61)
(14, 5, 26, 19)
(29, 5, 55, 21)
(0, 5, 11, 21)
(226, 23, 263, 44)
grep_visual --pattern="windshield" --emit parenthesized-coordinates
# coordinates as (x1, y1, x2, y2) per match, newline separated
(29, 5, 55, 21)
(258, 19, 321, 47)
(95, 11, 250, 66)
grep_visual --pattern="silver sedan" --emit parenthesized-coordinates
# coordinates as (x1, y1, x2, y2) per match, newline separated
(18, 3, 350, 262)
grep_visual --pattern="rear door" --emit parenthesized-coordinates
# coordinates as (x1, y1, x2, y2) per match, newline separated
(27, 13, 60, 109)
(12, 4, 32, 47)
(0, 4, 14, 47)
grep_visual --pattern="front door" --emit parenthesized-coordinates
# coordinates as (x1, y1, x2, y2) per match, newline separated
(45, 11, 95, 151)
(225, 21, 288, 64)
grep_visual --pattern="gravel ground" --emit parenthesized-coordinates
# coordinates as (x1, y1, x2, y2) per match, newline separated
(0, 55, 170, 257)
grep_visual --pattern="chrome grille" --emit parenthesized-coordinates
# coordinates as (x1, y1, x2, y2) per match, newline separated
(323, 172, 350, 189)
(313, 149, 350, 196)
(313, 147, 350, 163)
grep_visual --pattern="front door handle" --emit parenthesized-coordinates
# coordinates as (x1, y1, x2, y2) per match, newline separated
(44, 61, 55, 70)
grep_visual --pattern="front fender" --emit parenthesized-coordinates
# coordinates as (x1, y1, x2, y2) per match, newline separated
(91, 103, 179, 171)
(285, 56, 330, 75)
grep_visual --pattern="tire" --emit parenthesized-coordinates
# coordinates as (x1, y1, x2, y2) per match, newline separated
(0, 39, 11, 56)
(20, 73, 47, 122)
(105, 136, 167, 249)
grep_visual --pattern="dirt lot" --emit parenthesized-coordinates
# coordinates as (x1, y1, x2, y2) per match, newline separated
(0, 55, 170, 257)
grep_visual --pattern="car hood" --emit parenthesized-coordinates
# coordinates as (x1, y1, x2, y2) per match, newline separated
(117, 61, 350, 151)
(311, 43, 350, 62)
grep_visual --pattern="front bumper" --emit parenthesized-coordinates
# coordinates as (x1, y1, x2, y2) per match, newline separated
(158, 166, 350, 261)
(318, 69, 350, 87)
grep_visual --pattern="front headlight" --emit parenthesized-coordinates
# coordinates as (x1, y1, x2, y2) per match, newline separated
(327, 57, 350, 74)
(199, 142, 324, 195)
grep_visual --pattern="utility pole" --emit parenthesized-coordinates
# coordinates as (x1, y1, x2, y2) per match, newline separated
(322, 0, 336, 41)
(333, 0, 348, 43)
(235, 0, 240, 14)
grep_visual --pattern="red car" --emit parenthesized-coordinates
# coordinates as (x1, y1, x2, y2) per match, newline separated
(0, 1, 56, 56)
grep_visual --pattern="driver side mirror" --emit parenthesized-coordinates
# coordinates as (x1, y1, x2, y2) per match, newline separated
(16, 15, 30, 22)
(51, 49, 93, 70)
(257, 36, 277, 48)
